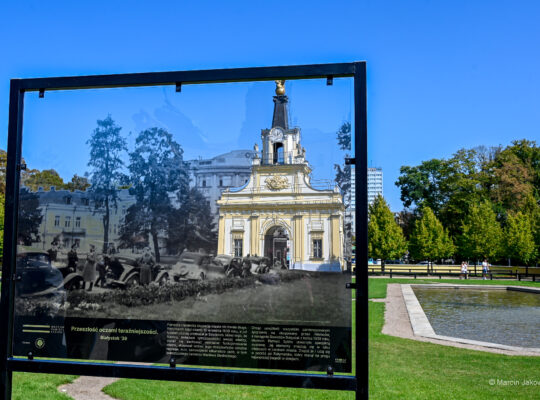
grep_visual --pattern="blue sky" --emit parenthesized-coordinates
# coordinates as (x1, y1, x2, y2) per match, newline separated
(1, 0, 539, 211)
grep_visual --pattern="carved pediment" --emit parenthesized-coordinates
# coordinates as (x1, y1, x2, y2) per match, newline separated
(265, 175, 289, 191)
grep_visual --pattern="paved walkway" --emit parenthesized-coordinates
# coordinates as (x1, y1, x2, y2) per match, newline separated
(58, 376, 119, 400)
(374, 283, 539, 356)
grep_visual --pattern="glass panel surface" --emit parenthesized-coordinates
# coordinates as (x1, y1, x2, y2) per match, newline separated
(13, 77, 355, 373)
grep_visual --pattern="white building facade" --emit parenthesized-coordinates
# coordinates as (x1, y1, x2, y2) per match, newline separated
(187, 150, 256, 223)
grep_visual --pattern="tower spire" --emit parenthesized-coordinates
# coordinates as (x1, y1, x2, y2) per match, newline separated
(272, 80, 289, 129)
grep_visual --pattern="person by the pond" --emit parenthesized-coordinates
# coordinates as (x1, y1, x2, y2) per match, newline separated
(138, 247, 155, 285)
(67, 243, 79, 273)
(83, 244, 97, 291)
(460, 261, 468, 280)
(482, 259, 490, 280)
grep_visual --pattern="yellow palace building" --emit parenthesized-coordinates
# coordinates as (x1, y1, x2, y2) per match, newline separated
(217, 81, 345, 271)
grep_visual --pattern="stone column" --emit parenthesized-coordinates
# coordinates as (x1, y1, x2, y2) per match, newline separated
(293, 215, 304, 267)
(217, 215, 225, 255)
(330, 214, 342, 268)
(250, 215, 259, 257)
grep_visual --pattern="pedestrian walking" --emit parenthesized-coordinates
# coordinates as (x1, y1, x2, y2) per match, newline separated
(138, 247, 155, 285)
(460, 261, 468, 280)
(95, 255, 107, 287)
(482, 259, 490, 280)
(67, 243, 79, 273)
(83, 244, 97, 291)
(47, 241, 59, 262)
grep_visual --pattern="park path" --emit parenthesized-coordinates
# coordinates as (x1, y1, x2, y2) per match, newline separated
(58, 376, 119, 400)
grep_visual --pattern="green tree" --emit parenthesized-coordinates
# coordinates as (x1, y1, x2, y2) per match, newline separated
(368, 195, 407, 268)
(439, 149, 485, 237)
(395, 209, 418, 240)
(336, 121, 351, 151)
(505, 139, 540, 200)
(334, 122, 352, 205)
(87, 115, 128, 253)
(458, 200, 503, 263)
(490, 151, 535, 213)
(504, 211, 537, 266)
(18, 188, 43, 245)
(121, 127, 189, 262)
(167, 188, 217, 254)
(22, 169, 66, 191)
(334, 121, 352, 256)
(409, 206, 455, 266)
(395, 158, 449, 214)
(396, 149, 485, 238)
(534, 206, 540, 264)
(65, 174, 91, 192)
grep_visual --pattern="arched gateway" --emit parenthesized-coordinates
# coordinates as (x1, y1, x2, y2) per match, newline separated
(216, 81, 345, 271)
(264, 226, 289, 268)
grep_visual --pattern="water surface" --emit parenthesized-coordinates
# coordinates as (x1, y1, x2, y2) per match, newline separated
(413, 287, 540, 348)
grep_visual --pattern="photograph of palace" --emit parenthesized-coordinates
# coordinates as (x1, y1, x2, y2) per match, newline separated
(20, 80, 350, 272)
(14, 78, 353, 336)
(217, 81, 345, 271)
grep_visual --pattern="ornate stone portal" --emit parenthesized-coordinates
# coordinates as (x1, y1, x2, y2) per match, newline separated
(217, 82, 344, 271)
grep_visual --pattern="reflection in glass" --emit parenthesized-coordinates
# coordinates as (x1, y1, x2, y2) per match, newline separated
(13, 78, 354, 372)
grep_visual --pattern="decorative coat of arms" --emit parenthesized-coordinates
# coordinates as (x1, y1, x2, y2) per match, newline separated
(265, 175, 289, 190)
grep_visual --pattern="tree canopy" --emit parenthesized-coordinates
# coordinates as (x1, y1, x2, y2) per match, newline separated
(396, 140, 539, 264)
(120, 127, 189, 261)
(18, 188, 43, 246)
(458, 200, 503, 263)
(87, 115, 128, 252)
(408, 206, 454, 263)
(368, 195, 407, 265)
(504, 211, 537, 266)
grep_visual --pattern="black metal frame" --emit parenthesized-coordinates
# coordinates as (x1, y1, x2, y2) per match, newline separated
(0, 62, 368, 399)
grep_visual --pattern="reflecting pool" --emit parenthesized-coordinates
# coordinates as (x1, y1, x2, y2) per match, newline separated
(413, 288, 540, 348)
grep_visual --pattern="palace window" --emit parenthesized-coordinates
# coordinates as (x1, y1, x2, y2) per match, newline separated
(65, 216, 71, 228)
(54, 216, 60, 227)
(75, 217, 81, 228)
(234, 238, 243, 257)
(312, 239, 322, 259)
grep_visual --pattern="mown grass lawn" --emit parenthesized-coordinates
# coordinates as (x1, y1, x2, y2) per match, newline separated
(12, 373, 76, 400)
(10, 278, 540, 399)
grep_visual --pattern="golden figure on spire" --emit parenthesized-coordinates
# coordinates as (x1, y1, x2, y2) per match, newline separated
(275, 80, 286, 95)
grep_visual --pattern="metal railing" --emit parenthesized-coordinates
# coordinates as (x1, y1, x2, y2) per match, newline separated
(366, 265, 540, 281)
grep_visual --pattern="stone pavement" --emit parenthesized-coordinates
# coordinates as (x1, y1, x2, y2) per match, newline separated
(58, 376, 119, 400)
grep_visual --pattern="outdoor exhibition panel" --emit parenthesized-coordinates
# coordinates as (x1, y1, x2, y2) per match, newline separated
(1, 62, 368, 399)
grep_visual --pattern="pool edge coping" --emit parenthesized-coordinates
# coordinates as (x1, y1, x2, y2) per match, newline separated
(401, 284, 540, 355)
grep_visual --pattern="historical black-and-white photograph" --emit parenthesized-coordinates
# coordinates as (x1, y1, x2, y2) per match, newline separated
(14, 79, 354, 370)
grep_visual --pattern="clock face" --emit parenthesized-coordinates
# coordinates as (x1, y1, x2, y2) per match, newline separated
(269, 127, 284, 141)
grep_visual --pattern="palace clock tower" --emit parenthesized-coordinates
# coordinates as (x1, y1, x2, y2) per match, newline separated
(217, 81, 344, 271)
